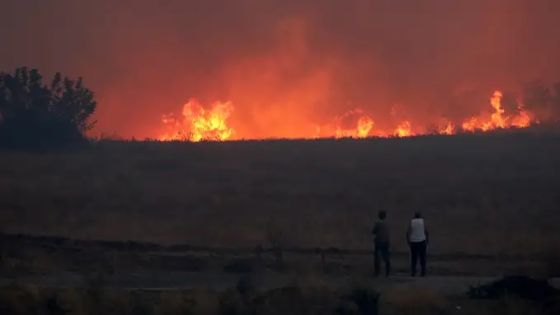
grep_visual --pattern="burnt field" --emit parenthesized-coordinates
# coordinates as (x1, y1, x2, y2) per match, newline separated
(1, 132, 560, 261)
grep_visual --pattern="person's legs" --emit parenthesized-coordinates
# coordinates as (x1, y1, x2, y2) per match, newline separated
(374, 244, 381, 276)
(380, 243, 391, 277)
(419, 241, 427, 276)
(410, 242, 418, 276)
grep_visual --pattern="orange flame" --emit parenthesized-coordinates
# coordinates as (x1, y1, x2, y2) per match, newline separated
(438, 120, 455, 135)
(511, 105, 531, 128)
(461, 90, 533, 132)
(461, 117, 479, 132)
(159, 90, 535, 141)
(394, 120, 412, 137)
(357, 117, 375, 138)
(489, 90, 506, 128)
(160, 99, 234, 142)
(333, 109, 375, 139)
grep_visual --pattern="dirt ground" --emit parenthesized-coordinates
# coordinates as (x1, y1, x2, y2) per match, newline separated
(1, 233, 558, 291)
(2, 233, 560, 314)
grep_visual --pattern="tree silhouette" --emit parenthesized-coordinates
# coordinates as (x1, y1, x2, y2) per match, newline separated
(0, 67, 96, 148)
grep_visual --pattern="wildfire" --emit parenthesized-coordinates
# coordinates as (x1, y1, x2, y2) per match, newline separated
(511, 106, 531, 128)
(158, 90, 535, 141)
(490, 91, 507, 128)
(159, 99, 234, 142)
(460, 90, 533, 132)
(357, 117, 375, 138)
(438, 120, 455, 135)
(461, 117, 480, 132)
(394, 121, 413, 137)
(333, 109, 375, 139)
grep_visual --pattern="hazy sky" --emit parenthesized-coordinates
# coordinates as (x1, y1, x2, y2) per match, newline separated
(1, 0, 559, 138)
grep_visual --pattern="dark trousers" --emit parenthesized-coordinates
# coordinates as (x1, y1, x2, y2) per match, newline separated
(409, 241, 427, 276)
(374, 242, 391, 276)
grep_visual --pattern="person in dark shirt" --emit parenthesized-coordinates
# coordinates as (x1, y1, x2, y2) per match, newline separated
(372, 210, 390, 277)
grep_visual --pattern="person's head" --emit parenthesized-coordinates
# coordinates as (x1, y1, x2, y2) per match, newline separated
(378, 211, 387, 220)
(414, 211, 422, 218)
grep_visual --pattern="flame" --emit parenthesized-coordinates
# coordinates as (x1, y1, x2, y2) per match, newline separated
(490, 90, 507, 128)
(461, 117, 479, 132)
(511, 105, 531, 128)
(158, 90, 536, 141)
(357, 116, 375, 138)
(438, 120, 455, 135)
(159, 99, 234, 142)
(333, 109, 375, 139)
(394, 121, 412, 137)
(460, 90, 533, 132)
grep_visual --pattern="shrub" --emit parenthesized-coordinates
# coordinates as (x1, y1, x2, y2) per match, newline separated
(0, 67, 96, 149)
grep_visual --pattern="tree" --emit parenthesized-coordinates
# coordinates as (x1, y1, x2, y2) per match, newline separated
(0, 67, 96, 148)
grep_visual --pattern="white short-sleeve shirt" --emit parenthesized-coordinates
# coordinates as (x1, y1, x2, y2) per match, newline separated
(409, 218, 426, 242)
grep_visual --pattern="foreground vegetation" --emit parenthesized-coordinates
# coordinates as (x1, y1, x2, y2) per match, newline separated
(1, 277, 559, 315)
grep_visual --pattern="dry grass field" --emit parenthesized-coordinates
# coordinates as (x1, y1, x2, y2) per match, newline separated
(1, 132, 560, 258)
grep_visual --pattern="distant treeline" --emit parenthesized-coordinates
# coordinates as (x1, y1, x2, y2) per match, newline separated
(0, 67, 96, 149)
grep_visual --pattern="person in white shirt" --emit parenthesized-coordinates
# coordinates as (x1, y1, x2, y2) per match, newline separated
(406, 211, 429, 276)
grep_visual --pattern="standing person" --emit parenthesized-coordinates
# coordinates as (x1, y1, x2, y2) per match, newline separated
(407, 211, 429, 277)
(372, 210, 390, 277)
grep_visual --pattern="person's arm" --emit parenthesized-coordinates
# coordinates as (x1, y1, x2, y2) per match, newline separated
(424, 224, 429, 245)
(372, 222, 378, 235)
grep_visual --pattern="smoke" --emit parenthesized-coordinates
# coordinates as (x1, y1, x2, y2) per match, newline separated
(1, 0, 559, 138)
(522, 81, 560, 122)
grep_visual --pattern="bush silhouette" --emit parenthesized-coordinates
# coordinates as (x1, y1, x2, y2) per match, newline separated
(0, 67, 96, 149)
